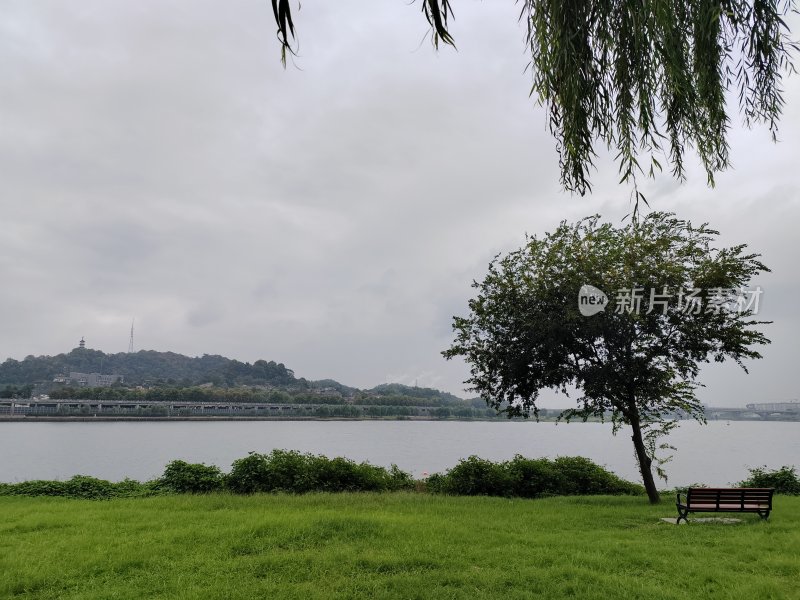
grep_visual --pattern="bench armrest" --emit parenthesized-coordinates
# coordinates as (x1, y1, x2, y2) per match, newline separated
(676, 492, 685, 506)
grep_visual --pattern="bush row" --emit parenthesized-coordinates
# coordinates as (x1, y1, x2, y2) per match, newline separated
(6, 453, 795, 500)
(0, 452, 642, 499)
(223, 451, 414, 494)
(0, 451, 415, 498)
(152, 452, 416, 494)
(0, 476, 157, 500)
(427, 455, 643, 498)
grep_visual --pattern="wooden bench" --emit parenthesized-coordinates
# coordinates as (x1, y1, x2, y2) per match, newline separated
(675, 487, 774, 524)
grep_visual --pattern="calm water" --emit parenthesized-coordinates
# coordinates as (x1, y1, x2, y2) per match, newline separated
(0, 420, 798, 488)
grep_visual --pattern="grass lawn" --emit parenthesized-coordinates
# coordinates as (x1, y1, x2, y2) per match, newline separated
(1, 493, 798, 599)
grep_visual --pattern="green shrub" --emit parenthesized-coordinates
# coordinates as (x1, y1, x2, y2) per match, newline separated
(1, 479, 69, 497)
(159, 460, 225, 494)
(435, 456, 513, 497)
(0, 476, 156, 499)
(264, 450, 317, 492)
(505, 456, 564, 498)
(226, 452, 274, 493)
(386, 464, 415, 491)
(114, 478, 159, 498)
(311, 458, 414, 492)
(310, 456, 377, 492)
(739, 466, 800, 495)
(551, 456, 640, 496)
(62, 475, 116, 499)
(226, 450, 316, 493)
(429, 455, 641, 498)
(225, 450, 414, 494)
(424, 473, 446, 494)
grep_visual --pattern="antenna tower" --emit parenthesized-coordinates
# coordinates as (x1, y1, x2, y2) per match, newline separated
(128, 319, 135, 353)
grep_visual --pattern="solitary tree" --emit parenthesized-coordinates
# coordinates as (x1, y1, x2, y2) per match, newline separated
(443, 212, 770, 503)
(270, 1, 798, 195)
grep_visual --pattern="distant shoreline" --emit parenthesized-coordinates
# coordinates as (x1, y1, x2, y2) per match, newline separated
(1, 414, 795, 423)
(0, 415, 539, 423)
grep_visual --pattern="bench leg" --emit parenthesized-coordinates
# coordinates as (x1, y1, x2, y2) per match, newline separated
(758, 511, 770, 521)
(675, 508, 689, 524)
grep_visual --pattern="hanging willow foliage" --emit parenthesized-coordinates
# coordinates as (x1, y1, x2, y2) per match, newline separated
(271, 0, 798, 195)
(271, 0, 296, 67)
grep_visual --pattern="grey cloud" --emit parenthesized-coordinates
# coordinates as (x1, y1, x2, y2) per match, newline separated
(1, 1, 798, 405)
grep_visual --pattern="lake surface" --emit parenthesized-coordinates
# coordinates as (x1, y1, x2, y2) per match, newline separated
(1, 420, 798, 488)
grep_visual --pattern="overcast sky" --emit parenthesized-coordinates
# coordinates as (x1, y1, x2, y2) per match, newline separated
(1, 1, 798, 407)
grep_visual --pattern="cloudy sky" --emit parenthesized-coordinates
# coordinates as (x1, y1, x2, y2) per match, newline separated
(1, 1, 798, 407)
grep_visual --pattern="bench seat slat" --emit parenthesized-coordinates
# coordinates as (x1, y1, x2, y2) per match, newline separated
(685, 503, 769, 510)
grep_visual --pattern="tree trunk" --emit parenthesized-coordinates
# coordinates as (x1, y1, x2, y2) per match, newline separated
(629, 416, 661, 504)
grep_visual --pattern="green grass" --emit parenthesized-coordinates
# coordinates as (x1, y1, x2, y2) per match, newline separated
(1, 493, 799, 599)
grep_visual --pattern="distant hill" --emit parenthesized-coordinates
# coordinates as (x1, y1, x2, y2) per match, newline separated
(0, 347, 460, 403)
(0, 348, 297, 388)
(367, 383, 465, 405)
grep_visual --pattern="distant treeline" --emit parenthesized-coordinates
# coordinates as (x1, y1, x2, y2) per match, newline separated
(49, 386, 347, 405)
(46, 385, 479, 408)
(0, 385, 33, 399)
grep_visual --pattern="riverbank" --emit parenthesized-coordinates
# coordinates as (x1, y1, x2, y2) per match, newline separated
(2, 493, 799, 599)
(0, 415, 539, 422)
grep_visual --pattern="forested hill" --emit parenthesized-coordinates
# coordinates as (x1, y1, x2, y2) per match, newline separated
(1, 348, 314, 389)
(367, 383, 464, 405)
(0, 348, 462, 403)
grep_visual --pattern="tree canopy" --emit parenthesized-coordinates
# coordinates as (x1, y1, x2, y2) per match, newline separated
(270, 0, 798, 195)
(443, 212, 770, 502)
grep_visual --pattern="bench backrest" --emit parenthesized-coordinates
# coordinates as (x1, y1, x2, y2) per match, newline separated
(687, 487, 773, 508)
